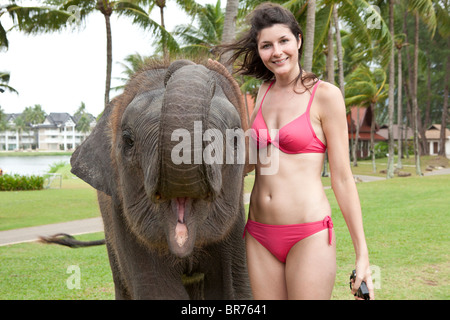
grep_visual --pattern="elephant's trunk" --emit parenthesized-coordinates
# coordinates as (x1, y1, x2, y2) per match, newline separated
(157, 63, 221, 201)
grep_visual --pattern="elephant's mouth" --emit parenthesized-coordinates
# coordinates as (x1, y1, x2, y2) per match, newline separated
(175, 197, 188, 247)
(168, 197, 195, 258)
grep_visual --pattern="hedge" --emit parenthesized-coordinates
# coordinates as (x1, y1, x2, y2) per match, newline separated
(0, 174, 44, 191)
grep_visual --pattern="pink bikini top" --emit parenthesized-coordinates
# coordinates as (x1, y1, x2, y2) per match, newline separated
(251, 80, 326, 154)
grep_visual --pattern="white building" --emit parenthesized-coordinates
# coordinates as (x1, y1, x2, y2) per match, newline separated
(425, 124, 450, 158)
(0, 112, 96, 151)
(0, 114, 36, 151)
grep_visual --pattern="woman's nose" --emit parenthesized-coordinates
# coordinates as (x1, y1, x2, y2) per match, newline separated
(272, 43, 282, 57)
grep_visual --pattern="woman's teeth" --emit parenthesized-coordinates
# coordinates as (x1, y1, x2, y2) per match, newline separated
(273, 57, 288, 65)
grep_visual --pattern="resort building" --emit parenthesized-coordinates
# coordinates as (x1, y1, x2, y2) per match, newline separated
(0, 112, 96, 151)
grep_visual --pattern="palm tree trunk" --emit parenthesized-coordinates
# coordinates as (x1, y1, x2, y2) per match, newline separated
(370, 102, 376, 173)
(353, 108, 360, 167)
(326, 13, 334, 84)
(104, 13, 112, 108)
(303, 0, 316, 72)
(220, 0, 239, 72)
(397, 44, 403, 169)
(439, 47, 449, 156)
(156, 1, 168, 60)
(386, 0, 395, 179)
(97, 0, 113, 109)
(412, 12, 422, 175)
(333, 5, 344, 97)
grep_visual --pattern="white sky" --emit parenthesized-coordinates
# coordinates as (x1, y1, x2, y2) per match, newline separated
(0, 0, 216, 117)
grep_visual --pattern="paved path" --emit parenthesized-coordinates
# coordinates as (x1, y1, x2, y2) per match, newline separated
(1, 169, 448, 246)
(0, 217, 103, 247)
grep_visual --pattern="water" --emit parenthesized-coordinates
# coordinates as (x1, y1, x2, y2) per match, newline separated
(0, 155, 72, 176)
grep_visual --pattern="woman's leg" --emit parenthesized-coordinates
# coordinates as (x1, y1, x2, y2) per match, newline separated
(285, 229, 336, 299)
(245, 231, 288, 299)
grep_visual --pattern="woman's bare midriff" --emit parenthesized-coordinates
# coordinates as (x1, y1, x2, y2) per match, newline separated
(249, 148, 331, 225)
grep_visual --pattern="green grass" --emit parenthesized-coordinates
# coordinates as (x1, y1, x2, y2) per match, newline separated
(0, 160, 448, 299)
(0, 178, 98, 231)
(0, 233, 114, 300)
(330, 175, 449, 300)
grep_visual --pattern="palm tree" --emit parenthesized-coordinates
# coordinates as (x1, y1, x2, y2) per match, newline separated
(220, 0, 239, 72)
(172, 0, 224, 58)
(0, 72, 18, 95)
(22, 104, 47, 125)
(303, 0, 316, 72)
(1, 2, 74, 49)
(395, 33, 407, 170)
(112, 52, 151, 92)
(406, 0, 436, 176)
(386, 0, 395, 179)
(13, 115, 28, 150)
(435, 0, 450, 157)
(345, 64, 388, 172)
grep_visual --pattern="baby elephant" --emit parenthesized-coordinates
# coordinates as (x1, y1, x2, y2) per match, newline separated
(70, 59, 252, 299)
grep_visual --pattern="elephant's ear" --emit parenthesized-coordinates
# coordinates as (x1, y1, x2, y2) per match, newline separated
(70, 99, 116, 196)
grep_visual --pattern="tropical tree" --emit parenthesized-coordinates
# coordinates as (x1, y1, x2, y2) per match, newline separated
(345, 64, 388, 171)
(13, 114, 28, 150)
(303, 0, 315, 72)
(220, 0, 239, 71)
(386, 0, 395, 179)
(436, 0, 450, 157)
(404, 0, 436, 175)
(22, 104, 46, 124)
(0, 1, 74, 50)
(74, 101, 92, 137)
(0, 72, 18, 94)
(172, 0, 224, 58)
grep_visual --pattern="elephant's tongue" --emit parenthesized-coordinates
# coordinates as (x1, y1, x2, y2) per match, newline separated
(175, 197, 188, 247)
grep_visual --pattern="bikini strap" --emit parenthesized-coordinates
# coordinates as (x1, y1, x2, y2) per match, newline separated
(259, 80, 275, 109)
(306, 80, 321, 112)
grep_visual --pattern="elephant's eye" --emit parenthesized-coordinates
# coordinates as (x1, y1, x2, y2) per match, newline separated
(122, 130, 135, 148)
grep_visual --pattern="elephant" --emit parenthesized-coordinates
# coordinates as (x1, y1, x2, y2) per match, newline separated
(67, 59, 252, 300)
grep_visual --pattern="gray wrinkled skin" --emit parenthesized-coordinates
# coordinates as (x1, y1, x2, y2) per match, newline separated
(70, 60, 252, 299)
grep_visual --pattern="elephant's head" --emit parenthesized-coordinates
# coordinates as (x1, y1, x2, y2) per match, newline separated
(71, 59, 250, 258)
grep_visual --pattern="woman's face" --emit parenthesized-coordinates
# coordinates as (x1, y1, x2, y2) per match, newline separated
(257, 24, 301, 80)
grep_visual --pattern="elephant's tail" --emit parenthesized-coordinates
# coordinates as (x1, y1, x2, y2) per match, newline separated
(39, 233, 105, 248)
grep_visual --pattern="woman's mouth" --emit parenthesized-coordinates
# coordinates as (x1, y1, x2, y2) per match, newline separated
(272, 57, 288, 65)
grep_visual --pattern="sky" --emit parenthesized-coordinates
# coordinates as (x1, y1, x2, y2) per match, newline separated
(0, 0, 216, 118)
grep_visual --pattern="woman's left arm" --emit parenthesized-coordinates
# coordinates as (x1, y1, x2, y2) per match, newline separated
(316, 81, 375, 300)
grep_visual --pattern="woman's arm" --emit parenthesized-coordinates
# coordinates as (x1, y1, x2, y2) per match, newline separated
(317, 81, 374, 299)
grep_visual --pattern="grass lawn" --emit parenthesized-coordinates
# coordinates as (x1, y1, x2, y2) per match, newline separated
(0, 158, 448, 299)
(0, 178, 99, 231)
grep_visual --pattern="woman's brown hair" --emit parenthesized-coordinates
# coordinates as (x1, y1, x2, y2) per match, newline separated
(217, 2, 317, 90)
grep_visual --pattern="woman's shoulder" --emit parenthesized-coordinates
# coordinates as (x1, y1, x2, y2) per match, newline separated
(316, 80, 342, 98)
(315, 81, 345, 110)
(312, 80, 346, 122)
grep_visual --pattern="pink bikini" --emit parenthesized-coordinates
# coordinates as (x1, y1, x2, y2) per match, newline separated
(245, 80, 333, 263)
(250, 80, 326, 154)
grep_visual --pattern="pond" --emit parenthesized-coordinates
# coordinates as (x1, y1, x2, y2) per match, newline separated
(0, 155, 72, 176)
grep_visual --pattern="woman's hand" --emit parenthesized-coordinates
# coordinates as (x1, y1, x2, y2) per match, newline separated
(351, 258, 375, 300)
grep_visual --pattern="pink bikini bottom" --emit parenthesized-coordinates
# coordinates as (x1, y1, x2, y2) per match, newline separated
(243, 216, 333, 263)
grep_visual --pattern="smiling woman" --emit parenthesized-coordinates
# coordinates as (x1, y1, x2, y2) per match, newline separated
(217, 2, 374, 300)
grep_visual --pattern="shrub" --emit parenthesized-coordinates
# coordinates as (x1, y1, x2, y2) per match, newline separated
(0, 174, 44, 191)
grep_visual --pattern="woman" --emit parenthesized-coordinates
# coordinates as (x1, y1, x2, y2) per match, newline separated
(219, 2, 374, 299)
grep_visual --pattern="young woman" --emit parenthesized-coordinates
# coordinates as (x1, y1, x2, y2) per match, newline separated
(219, 2, 374, 299)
